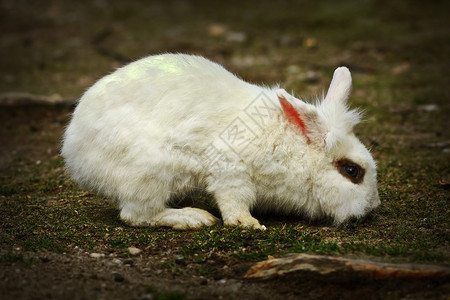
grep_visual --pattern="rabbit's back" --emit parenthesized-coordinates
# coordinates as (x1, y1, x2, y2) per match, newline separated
(62, 54, 257, 198)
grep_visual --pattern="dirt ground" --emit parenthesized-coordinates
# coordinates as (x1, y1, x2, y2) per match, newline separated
(0, 105, 448, 299)
(1, 0, 449, 299)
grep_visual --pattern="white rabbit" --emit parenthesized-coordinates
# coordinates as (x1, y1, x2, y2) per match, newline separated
(62, 53, 380, 230)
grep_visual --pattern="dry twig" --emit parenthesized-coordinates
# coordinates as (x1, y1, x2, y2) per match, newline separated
(244, 253, 450, 280)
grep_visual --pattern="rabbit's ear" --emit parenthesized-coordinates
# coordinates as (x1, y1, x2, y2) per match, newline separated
(277, 90, 324, 145)
(323, 67, 352, 105)
(319, 67, 361, 150)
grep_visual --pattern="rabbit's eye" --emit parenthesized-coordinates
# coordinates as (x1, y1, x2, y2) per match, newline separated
(335, 159, 365, 184)
(345, 165, 358, 178)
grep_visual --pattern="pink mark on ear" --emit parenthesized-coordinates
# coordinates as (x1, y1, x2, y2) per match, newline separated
(278, 96, 311, 143)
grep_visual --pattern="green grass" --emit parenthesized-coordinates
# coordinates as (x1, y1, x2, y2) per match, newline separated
(31, 148, 440, 264)
(3, 161, 446, 267)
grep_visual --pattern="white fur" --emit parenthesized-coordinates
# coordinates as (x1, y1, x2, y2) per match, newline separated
(62, 54, 380, 230)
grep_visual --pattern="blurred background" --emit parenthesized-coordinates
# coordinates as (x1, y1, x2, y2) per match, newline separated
(1, 0, 448, 103)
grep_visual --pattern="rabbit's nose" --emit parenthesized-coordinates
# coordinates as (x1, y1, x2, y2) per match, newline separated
(370, 198, 380, 210)
(369, 191, 381, 210)
(374, 197, 381, 207)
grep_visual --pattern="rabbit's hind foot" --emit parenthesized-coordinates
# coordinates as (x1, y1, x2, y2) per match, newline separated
(151, 207, 219, 230)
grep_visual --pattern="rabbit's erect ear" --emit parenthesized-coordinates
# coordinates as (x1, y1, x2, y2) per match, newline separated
(319, 67, 361, 150)
(323, 67, 352, 104)
(277, 89, 325, 145)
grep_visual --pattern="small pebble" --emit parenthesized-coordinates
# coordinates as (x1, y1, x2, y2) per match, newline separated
(128, 246, 142, 256)
(175, 256, 186, 266)
(303, 37, 317, 49)
(90, 253, 105, 258)
(418, 104, 439, 112)
(226, 31, 247, 43)
(208, 24, 227, 37)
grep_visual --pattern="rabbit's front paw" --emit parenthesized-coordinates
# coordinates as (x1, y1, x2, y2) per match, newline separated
(153, 207, 219, 230)
(223, 214, 266, 230)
